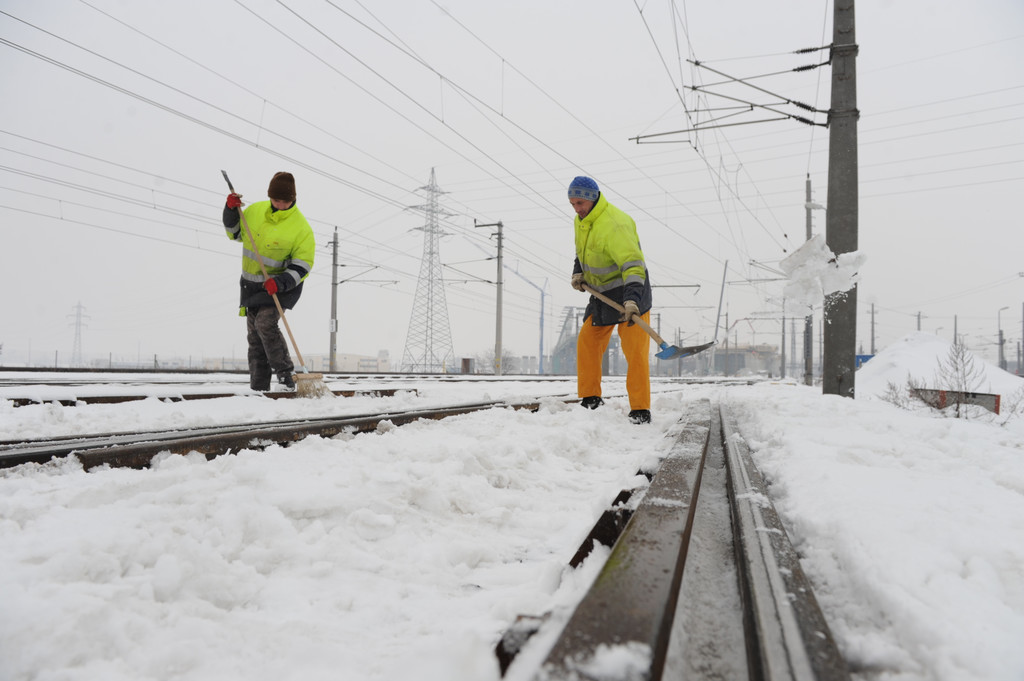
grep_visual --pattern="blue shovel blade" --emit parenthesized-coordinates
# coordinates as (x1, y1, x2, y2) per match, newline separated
(655, 341, 715, 360)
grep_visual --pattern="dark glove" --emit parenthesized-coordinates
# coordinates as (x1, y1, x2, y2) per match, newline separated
(571, 273, 585, 292)
(622, 300, 640, 326)
(226, 193, 243, 209)
(264, 277, 280, 296)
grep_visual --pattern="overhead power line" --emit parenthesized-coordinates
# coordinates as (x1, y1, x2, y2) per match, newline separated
(75, 0, 430, 192)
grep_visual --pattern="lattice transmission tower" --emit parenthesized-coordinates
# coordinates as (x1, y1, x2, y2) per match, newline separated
(68, 301, 89, 366)
(401, 168, 455, 372)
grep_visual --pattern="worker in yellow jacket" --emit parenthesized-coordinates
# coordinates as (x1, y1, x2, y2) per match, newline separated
(222, 171, 315, 391)
(568, 176, 653, 424)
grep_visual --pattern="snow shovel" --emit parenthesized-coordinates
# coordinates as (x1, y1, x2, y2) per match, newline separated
(580, 284, 715, 360)
(221, 170, 330, 398)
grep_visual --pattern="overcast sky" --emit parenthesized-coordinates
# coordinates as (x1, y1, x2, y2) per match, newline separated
(2, 0, 1022, 369)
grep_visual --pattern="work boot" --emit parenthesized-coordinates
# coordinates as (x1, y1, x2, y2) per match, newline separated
(580, 396, 604, 410)
(278, 371, 296, 390)
(628, 409, 651, 425)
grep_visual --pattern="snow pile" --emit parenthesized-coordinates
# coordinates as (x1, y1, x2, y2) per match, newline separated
(556, 641, 652, 680)
(856, 331, 1024, 400)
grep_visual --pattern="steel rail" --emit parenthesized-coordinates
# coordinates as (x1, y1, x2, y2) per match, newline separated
(3, 387, 408, 407)
(721, 404, 850, 681)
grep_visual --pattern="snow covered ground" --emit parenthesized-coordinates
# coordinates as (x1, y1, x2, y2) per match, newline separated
(3, 332, 1024, 681)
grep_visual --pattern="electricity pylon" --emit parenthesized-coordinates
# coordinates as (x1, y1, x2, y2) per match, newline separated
(68, 301, 89, 366)
(401, 169, 455, 373)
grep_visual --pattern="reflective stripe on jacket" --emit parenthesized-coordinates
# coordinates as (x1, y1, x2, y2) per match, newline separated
(224, 200, 315, 311)
(573, 193, 653, 326)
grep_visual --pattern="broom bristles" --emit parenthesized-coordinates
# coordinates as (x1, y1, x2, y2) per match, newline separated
(294, 372, 331, 398)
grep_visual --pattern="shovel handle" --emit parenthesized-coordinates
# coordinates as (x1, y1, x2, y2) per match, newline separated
(580, 284, 667, 346)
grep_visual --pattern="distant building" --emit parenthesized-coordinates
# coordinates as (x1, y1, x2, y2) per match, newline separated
(711, 343, 779, 376)
(305, 350, 391, 373)
(199, 350, 392, 373)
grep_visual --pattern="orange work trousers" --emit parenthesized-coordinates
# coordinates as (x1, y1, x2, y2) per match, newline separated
(577, 312, 651, 410)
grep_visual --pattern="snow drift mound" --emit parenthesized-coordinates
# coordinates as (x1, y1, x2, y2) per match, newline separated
(856, 331, 1024, 400)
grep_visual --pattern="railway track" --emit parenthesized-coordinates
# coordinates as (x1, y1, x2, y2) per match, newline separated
(2, 387, 411, 407)
(2, 389, 848, 679)
(498, 398, 850, 680)
(0, 371, 759, 404)
(0, 371, 576, 407)
(0, 398, 550, 470)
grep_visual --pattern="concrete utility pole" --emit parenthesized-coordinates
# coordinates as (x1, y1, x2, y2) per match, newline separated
(329, 228, 339, 372)
(803, 176, 816, 386)
(998, 306, 1009, 371)
(475, 220, 504, 375)
(780, 312, 786, 379)
(723, 311, 730, 376)
(870, 303, 876, 354)
(822, 0, 859, 397)
(790, 318, 797, 378)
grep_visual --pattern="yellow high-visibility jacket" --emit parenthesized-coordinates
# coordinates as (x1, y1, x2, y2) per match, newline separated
(224, 200, 315, 313)
(573, 193, 652, 326)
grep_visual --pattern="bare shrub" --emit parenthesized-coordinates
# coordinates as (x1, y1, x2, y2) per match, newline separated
(884, 340, 996, 420)
(930, 339, 987, 418)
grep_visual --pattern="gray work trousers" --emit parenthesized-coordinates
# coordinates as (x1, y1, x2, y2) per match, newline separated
(246, 306, 294, 390)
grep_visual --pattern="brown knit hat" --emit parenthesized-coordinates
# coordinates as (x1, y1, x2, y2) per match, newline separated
(267, 171, 296, 202)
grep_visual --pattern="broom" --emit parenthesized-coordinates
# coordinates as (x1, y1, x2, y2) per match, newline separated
(222, 171, 330, 398)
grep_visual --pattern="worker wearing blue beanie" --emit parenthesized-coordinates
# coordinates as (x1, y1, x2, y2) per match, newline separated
(567, 176, 653, 424)
(567, 176, 600, 202)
